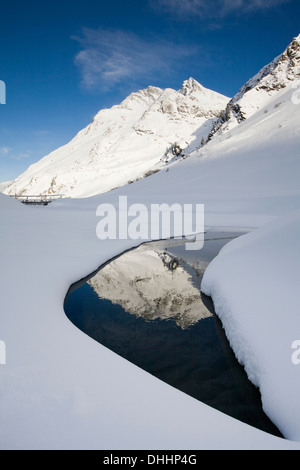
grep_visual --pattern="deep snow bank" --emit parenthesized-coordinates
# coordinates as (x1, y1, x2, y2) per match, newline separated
(202, 210, 300, 441)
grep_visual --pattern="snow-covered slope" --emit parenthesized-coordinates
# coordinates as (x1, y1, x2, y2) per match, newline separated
(4, 78, 228, 198)
(208, 33, 300, 138)
(0, 181, 10, 192)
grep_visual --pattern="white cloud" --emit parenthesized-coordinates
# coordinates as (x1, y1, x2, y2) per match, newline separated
(73, 28, 196, 90)
(151, 0, 292, 19)
(14, 153, 30, 161)
(0, 147, 12, 155)
(0, 147, 31, 161)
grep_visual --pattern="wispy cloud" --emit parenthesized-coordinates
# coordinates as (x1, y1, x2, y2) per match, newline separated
(73, 28, 197, 91)
(151, 0, 292, 19)
(0, 147, 31, 161)
(14, 152, 31, 161)
(0, 147, 12, 155)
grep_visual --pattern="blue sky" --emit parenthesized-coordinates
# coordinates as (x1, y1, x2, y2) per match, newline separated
(0, 0, 299, 181)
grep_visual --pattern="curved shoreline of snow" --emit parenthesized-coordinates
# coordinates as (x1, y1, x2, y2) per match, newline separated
(201, 209, 300, 442)
(0, 193, 299, 449)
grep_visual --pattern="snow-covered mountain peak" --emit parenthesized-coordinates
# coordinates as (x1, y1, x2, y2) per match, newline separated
(5, 80, 228, 198)
(72, 85, 164, 139)
(120, 85, 163, 110)
(206, 34, 300, 140)
(232, 33, 300, 106)
(142, 82, 228, 121)
(180, 77, 205, 96)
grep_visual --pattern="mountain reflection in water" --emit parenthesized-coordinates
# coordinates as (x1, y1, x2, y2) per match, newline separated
(88, 240, 212, 329)
(64, 231, 283, 438)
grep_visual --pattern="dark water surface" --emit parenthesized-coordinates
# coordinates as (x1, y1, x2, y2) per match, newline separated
(64, 231, 283, 438)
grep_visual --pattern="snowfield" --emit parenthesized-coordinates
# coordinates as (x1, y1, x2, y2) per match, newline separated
(1, 35, 300, 449)
(0, 191, 299, 450)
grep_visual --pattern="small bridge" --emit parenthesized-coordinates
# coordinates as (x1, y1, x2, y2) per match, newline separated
(12, 194, 64, 205)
